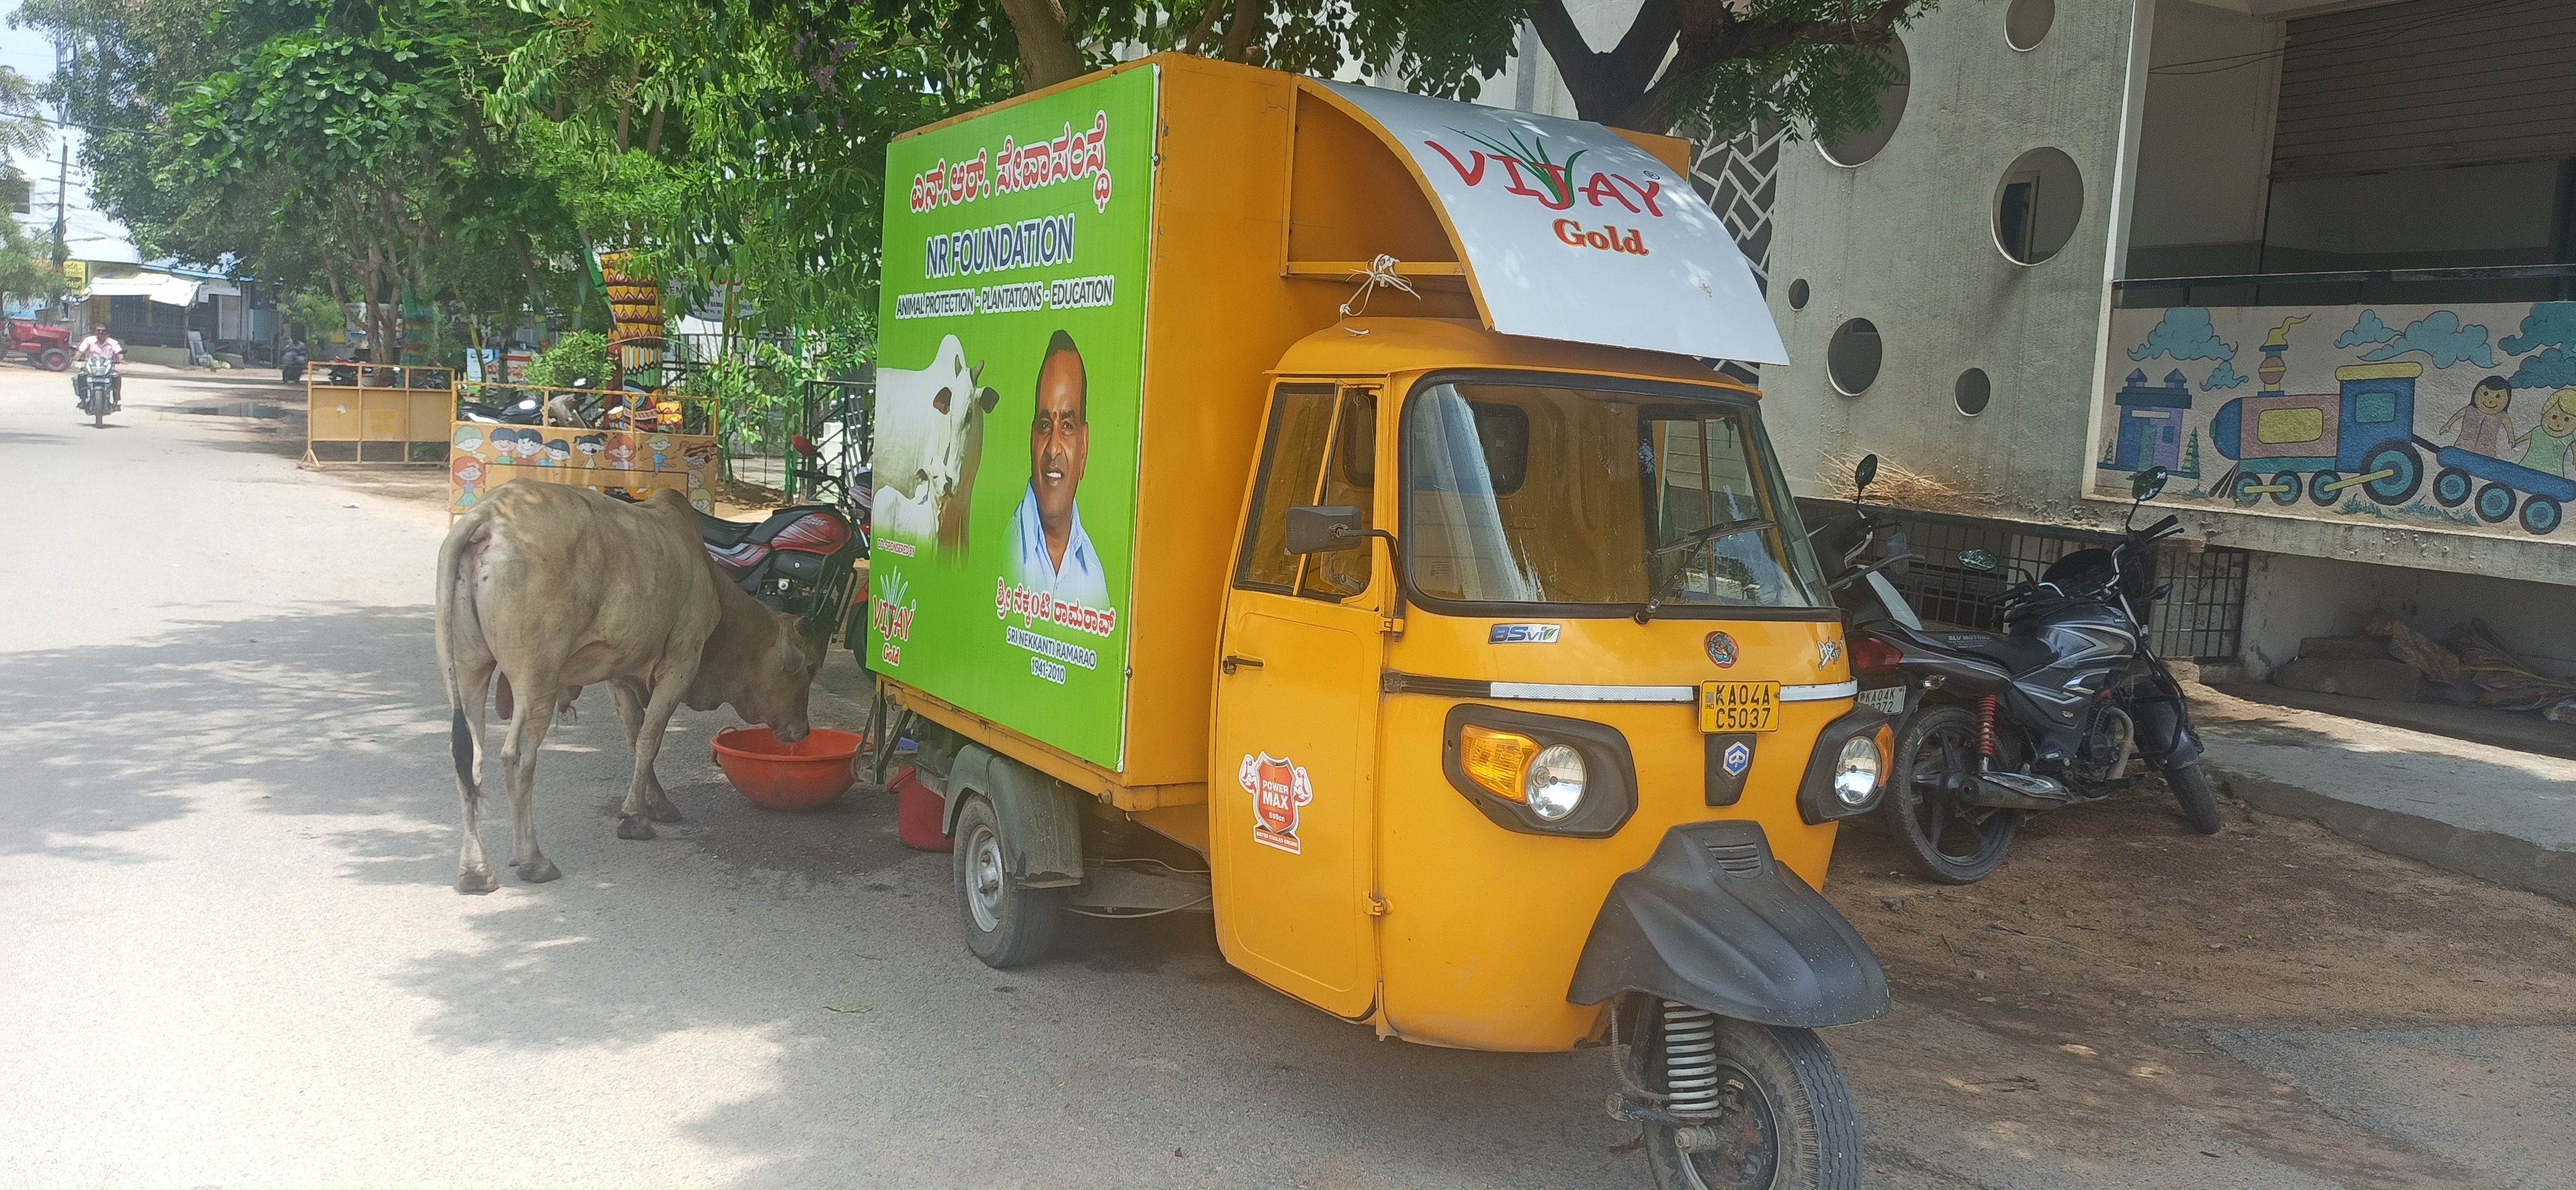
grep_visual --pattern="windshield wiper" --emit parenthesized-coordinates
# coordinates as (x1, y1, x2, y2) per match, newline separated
(1636, 518, 1774, 621)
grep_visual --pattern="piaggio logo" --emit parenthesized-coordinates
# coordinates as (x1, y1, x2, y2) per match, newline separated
(1723, 740, 1753, 777)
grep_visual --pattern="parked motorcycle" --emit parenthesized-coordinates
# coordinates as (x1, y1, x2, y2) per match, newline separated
(695, 435, 868, 637)
(280, 340, 308, 384)
(75, 355, 119, 427)
(1818, 457, 2221, 884)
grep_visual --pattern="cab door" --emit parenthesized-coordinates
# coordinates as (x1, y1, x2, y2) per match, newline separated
(1211, 381, 1384, 1018)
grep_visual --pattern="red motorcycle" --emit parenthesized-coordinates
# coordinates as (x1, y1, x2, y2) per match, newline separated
(8, 320, 72, 371)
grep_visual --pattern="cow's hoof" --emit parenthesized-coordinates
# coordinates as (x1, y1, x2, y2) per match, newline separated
(616, 815, 656, 841)
(648, 803, 684, 823)
(517, 857, 563, 883)
(456, 870, 498, 895)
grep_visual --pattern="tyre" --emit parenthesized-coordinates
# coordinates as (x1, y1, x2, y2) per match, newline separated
(2433, 467, 2473, 508)
(2268, 472, 2301, 506)
(2474, 482, 2516, 523)
(1881, 705, 2017, 884)
(2520, 496, 2561, 536)
(2229, 471, 2265, 505)
(2165, 761, 2223, 836)
(39, 347, 69, 371)
(952, 794, 1061, 968)
(2306, 470, 2340, 506)
(2358, 438, 2422, 506)
(1643, 1011, 1865, 1190)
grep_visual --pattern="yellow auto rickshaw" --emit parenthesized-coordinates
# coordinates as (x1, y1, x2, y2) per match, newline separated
(862, 55, 1891, 1188)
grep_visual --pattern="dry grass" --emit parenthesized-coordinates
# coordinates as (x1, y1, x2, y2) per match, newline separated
(1817, 448, 1997, 510)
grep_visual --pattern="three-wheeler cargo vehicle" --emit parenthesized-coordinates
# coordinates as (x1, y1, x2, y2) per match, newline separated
(864, 53, 1894, 1188)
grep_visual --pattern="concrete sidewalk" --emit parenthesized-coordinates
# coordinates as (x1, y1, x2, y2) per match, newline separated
(2191, 684, 2576, 906)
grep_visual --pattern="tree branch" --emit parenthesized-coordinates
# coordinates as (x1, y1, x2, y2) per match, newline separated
(994, 0, 1082, 90)
(1218, 0, 1263, 64)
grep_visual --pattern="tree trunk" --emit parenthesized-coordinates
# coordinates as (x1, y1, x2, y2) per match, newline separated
(994, 0, 1083, 90)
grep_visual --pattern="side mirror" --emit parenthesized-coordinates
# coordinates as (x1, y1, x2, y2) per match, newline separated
(1853, 453, 1879, 498)
(2132, 466, 2168, 501)
(1285, 505, 1366, 554)
(1958, 548, 1998, 573)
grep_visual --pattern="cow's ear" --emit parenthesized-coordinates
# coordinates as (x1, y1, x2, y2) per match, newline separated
(778, 635, 806, 674)
(974, 386, 999, 414)
(932, 386, 952, 415)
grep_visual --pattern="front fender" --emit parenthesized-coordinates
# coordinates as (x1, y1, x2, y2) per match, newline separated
(1567, 821, 1889, 1027)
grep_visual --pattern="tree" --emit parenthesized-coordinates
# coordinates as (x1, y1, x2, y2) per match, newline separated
(991, 0, 1929, 145)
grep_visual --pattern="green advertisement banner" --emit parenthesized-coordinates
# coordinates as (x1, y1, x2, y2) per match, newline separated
(869, 67, 1156, 770)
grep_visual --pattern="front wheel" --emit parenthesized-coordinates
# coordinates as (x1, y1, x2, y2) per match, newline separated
(2165, 761, 2223, 836)
(952, 794, 1061, 968)
(1882, 705, 2018, 884)
(39, 347, 69, 371)
(1643, 1010, 1864, 1189)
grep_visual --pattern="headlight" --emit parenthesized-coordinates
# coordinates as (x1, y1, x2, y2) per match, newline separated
(1460, 726, 1540, 801)
(1832, 735, 1882, 806)
(1524, 744, 1588, 821)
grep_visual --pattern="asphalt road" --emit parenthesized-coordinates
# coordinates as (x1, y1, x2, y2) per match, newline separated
(4, 363, 2571, 1188)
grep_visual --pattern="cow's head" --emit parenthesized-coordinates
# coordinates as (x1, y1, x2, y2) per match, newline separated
(925, 363, 1001, 498)
(730, 611, 830, 743)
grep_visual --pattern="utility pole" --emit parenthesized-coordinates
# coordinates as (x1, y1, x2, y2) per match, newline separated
(50, 41, 68, 269)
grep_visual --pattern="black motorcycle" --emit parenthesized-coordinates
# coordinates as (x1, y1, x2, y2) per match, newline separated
(75, 355, 119, 427)
(695, 434, 868, 636)
(1820, 459, 2221, 884)
(280, 340, 308, 384)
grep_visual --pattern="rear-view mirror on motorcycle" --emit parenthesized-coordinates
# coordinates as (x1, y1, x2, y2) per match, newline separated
(2131, 466, 2168, 501)
(1958, 548, 1998, 572)
(1854, 453, 1880, 498)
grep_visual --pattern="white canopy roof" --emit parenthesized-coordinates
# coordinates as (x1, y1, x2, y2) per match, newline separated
(1318, 82, 1788, 366)
(82, 274, 204, 306)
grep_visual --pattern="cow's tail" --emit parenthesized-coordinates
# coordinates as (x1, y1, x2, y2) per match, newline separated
(435, 510, 492, 792)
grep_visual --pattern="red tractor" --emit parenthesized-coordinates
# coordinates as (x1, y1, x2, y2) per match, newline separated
(7, 319, 72, 370)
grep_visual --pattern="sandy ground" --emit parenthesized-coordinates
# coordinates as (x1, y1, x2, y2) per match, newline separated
(3, 363, 2571, 1188)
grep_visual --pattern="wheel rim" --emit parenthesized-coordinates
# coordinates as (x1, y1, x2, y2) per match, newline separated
(2307, 471, 2340, 506)
(1674, 1062, 1782, 1190)
(2476, 483, 2516, 522)
(2434, 469, 2472, 508)
(2269, 473, 2301, 506)
(1907, 721, 2011, 864)
(2523, 498, 2561, 535)
(966, 825, 1006, 932)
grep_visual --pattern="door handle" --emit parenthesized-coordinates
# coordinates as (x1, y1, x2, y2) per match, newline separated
(1221, 654, 1264, 674)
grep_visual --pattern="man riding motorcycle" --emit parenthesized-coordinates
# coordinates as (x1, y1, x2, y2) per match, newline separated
(74, 329, 124, 411)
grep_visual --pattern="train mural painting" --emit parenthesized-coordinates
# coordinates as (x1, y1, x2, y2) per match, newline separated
(2098, 301, 2576, 538)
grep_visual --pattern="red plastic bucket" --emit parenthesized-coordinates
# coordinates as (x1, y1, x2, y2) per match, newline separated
(710, 726, 861, 811)
(890, 765, 952, 851)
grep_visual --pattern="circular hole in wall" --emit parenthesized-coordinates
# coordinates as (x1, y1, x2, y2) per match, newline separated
(1787, 279, 1811, 310)
(1818, 37, 1910, 167)
(1993, 147, 2085, 264)
(2006, 0, 2055, 50)
(1827, 319, 1883, 396)
(1954, 368, 1992, 415)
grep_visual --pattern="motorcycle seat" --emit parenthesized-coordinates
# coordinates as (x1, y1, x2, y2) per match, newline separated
(1929, 629, 2056, 675)
(699, 505, 847, 549)
(696, 510, 760, 547)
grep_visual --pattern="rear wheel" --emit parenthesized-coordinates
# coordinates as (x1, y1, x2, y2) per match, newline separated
(2433, 467, 2473, 508)
(1643, 1009, 1864, 1189)
(2475, 482, 2517, 523)
(952, 794, 1061, 968)
(2520, 496, 2562, 536)
(2358, 438, 2422, 506)
(2165, 761, 2223, 836)
(1882, 705, 2018, 884)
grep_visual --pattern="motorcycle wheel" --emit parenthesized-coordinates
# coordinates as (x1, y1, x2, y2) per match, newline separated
(1642, 1012, 1865, 1190)
(1882, 705, 2018, 884)
(2164, 761, 2223, 836)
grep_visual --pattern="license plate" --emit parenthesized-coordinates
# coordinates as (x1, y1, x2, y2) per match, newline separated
(1700, 681, 1780, 733)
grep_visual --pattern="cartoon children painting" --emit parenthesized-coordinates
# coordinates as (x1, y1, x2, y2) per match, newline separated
(452, 424, 487, 459)
(606, 435, 638, 470)
(647, 434, 672, 471)
(544, 438, 572, 466)
(511, 429, 546, 465)
(2524, 388, 2576, 477)
(575, 432, 606, 466)
(2442, 376, 2516, 457)
(452, 454, 485, 506)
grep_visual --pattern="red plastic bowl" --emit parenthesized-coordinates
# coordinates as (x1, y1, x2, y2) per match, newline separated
(711, 726, 861, 811)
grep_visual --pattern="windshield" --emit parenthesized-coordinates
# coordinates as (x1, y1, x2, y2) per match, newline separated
(1403, 379, 1827, 613)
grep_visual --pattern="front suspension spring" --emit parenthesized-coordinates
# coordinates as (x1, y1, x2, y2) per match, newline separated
(1660, 1001, 1723, 1119)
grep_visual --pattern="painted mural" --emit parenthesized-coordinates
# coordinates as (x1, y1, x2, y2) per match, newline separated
(2097, 301, 2576, 539)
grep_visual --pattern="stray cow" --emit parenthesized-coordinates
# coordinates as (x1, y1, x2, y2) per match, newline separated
(871, 332, 999, 557)
(436, 484, 826, 893)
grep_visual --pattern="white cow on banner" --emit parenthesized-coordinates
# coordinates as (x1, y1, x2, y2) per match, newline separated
(871, 333, 1000, 558)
